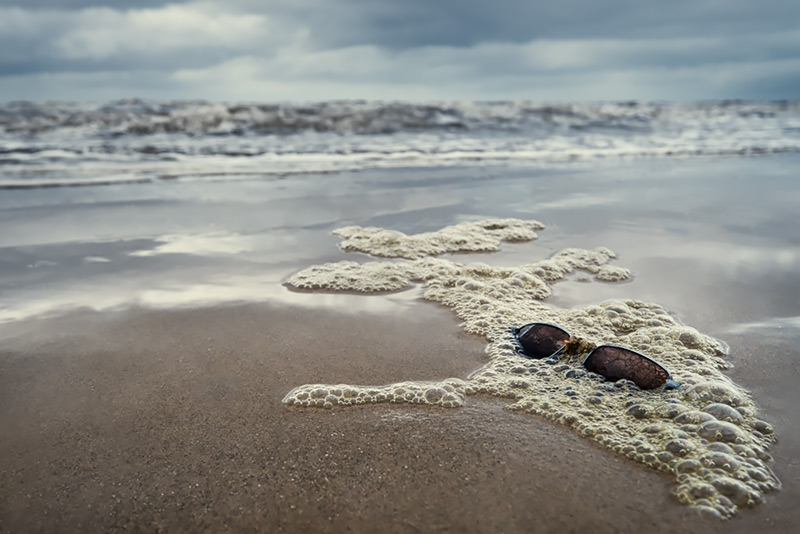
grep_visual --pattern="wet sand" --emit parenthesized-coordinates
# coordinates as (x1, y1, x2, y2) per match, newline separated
(1, 301, 797, 533)
(0, 305, 726, 533)
(1, 156, 800, 532)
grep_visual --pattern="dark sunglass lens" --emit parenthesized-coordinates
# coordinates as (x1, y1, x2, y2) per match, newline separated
(583, 346, 670, 390)
(515, 323, 571, 359)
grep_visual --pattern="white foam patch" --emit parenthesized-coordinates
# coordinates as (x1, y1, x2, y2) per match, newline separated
(283, 219, 779, 519)
(333, 218, 545, 259)
(283, 379, 471, 408)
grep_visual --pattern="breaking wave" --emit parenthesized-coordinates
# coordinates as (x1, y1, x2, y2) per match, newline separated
(1, 99, 800, 188)
(3, 99, 799, 137)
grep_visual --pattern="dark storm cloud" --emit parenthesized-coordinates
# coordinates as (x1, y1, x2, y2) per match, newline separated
(247, 0, 800, 48)
(0, 0, 798, 101)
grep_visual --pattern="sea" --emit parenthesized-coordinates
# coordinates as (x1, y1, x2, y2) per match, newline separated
(2, 99, 800, 323)
(2, 99, 800, 189)
(2, 99, 800, 528)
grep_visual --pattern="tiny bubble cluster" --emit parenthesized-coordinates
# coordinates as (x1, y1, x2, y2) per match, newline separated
(283, 219, 779, 519)
(282, 379, 470, 408)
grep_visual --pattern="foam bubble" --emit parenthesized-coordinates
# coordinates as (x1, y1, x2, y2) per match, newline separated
(283, 219, 780, 519)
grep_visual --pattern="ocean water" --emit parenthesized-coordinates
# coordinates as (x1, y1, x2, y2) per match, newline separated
(2, 100, 800, 528)
(1, 99, 800, 324)
(2, 100, 800, 189)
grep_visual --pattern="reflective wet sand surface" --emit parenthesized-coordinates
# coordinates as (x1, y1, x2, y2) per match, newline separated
(1, 156, 799, 532)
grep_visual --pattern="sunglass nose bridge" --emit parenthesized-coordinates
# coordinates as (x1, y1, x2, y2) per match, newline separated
(665, 379, 682, 390)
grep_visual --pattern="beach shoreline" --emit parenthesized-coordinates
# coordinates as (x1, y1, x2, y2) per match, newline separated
(0, 299, 796, 533)
(2, 156, 799, 532)
(0, 303, 713, 533)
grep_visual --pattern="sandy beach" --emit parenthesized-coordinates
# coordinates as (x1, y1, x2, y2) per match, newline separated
(2, 155, 800, 533)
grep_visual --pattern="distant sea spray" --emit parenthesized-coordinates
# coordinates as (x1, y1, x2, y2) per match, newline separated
(1, 100, 799, 188)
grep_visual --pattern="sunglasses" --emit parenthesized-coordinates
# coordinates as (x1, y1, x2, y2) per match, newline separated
(510, 322, 680, 390)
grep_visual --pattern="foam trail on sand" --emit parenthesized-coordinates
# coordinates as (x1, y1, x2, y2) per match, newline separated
(283, 218, 780, 519)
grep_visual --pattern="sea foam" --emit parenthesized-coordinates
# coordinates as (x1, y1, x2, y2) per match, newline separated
(283, 218, 780, 519)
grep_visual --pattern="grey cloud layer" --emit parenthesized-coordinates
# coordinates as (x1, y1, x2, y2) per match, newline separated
(232, 0, 800, 47)
(0, 4, 291, 75)
(0, 1, 188, 8)
(0, 0, 798, 101)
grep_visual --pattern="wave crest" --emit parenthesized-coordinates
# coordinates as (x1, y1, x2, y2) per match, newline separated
(3, 99, 798, 137)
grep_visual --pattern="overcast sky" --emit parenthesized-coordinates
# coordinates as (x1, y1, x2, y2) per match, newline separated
(1, 0, 798, 102)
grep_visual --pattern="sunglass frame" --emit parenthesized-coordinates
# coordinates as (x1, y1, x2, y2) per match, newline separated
(512, 322, 679, 389)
